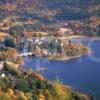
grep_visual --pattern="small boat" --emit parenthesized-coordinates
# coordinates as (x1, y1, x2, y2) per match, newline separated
(36, 66, 45, 71)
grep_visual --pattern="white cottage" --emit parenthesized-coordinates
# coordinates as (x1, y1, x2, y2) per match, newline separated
(0, 61, 4, 70)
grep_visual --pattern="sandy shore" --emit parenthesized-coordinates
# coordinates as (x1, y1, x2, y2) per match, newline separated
(48, 55, 84, 61)
(47, 47, 91, 61)
(60, 35, 89, 40)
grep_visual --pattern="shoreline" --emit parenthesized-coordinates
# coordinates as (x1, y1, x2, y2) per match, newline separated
(36, 46, 92, 61)
(23, 47, 91, 61)
(60, 35, 89, 40)
(47, 51, 91, 61)
(20, 45, 91, 61)
(20, 35, 92, 61)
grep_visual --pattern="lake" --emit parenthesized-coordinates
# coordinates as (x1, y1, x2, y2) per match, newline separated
(22, 37, 100, 100)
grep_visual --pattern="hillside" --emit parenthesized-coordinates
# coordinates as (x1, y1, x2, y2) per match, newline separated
(0, 0, 100, 18)
(0, 0, 44, 18)
(0, 60, 90, 100)
(0, 47, 90, 100)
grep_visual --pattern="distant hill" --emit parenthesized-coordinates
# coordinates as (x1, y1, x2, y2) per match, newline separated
(0, 0, 100, 17)
(0, 0, 99, 33)
(0, 0, 45, 17)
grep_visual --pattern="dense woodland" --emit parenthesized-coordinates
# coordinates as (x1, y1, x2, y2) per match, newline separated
(0, 46, 90, 100)
(0, 0, 100, 37)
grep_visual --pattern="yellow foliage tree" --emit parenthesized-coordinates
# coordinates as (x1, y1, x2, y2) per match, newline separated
(38, 94, 45, 100)
(53, 80, 72, 100)
(17, 91, 28, 100)
(7, 88, 17, 100)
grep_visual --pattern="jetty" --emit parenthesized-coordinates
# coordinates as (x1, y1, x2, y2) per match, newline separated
(20, 52, 34, 56)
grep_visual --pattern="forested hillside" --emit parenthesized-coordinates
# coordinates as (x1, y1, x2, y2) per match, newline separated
(0, 0, 100, 36)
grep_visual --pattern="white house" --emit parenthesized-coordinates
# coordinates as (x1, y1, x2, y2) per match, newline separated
(0, 61, 4, 70)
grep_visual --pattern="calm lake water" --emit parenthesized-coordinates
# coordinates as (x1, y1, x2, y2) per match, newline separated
(22, 38, 100, 100)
